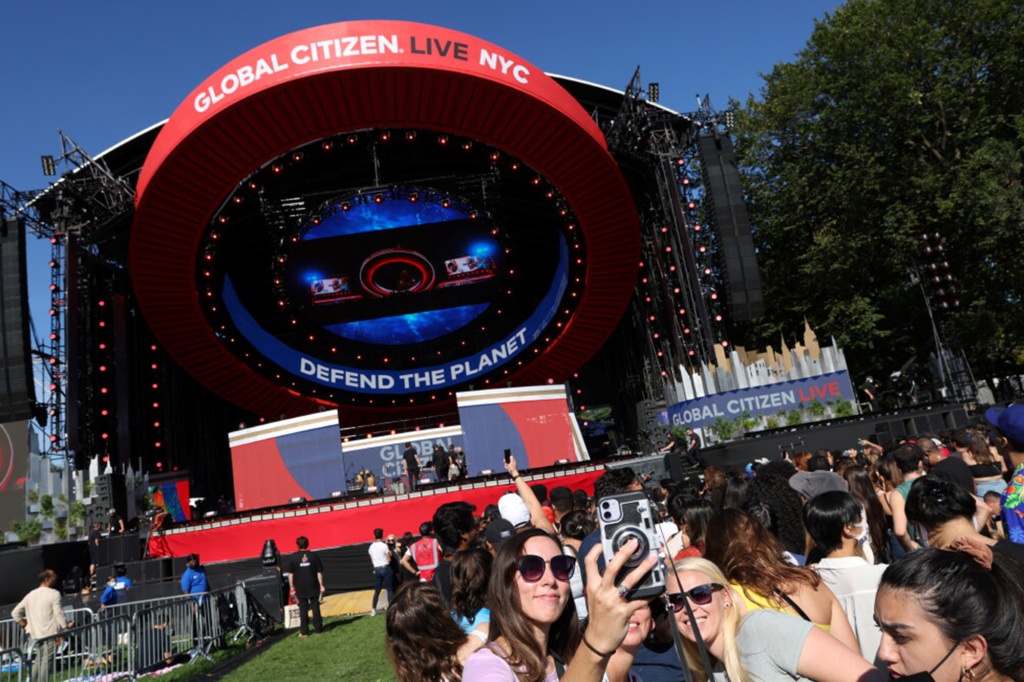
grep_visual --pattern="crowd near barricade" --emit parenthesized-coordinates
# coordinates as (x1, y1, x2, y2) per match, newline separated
(0, 582, 264, 681)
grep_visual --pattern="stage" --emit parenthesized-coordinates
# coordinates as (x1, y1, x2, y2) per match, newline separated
(147, 462, 603, 564)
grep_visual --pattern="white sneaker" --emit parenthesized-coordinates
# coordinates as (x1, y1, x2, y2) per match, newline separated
(370, 608, 377, 617)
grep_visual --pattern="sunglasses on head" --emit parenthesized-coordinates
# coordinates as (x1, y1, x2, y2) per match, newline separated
(666, 583, 724, 611)
(516, 554, 576, 583)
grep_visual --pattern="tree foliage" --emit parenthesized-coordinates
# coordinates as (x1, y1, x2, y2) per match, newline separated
(731, 0, 1024, 378)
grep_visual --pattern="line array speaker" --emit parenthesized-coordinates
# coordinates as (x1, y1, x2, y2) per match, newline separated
(0, 218, 36, 422)
(696, 134, 764, 322)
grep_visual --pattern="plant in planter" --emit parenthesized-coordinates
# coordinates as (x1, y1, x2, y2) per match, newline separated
(10, 518, 42, 544)
(807, 400, 826, 418)
(835, 398, 855, 418)
(786, 409, 803, 427)
(710, 416, 736, 442)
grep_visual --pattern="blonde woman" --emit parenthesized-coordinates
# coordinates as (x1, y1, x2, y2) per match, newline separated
(670, 557, 884, 682)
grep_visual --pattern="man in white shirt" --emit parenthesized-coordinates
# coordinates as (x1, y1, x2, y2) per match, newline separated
(804, 491, 887, 664)
(13, 569, 69, 681)
(367, 528, 392, 616)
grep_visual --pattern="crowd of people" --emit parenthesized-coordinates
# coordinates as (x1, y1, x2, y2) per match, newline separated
(375, 406, 1024, 682)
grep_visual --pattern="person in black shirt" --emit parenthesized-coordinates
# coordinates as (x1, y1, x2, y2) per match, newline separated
(287, 536, 326, 637)
(402, 443, 421, 492)
(107, 508, 125, 535)
(87, 522, 103, 585)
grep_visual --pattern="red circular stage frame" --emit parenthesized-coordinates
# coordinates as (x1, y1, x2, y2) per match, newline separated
(131, 20, 640, 420)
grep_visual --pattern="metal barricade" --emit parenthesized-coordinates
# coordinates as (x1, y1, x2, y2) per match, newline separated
(0, 648, 24, 682)
(25, 615, 133, 682)
(0, 606, 96, 655)
(130, 584, 248, 674)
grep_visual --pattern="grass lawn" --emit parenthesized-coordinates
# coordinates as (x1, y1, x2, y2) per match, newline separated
(213, 614, 395, 682)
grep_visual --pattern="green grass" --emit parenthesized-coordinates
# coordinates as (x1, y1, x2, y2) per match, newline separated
(215, 615, 394, 682)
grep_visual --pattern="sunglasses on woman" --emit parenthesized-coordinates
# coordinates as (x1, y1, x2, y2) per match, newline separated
(516, 554, 577, 582)
(666, 583, 724, 611)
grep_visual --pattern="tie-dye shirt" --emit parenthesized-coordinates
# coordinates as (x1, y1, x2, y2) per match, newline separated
(1000, 462, 1024, 544)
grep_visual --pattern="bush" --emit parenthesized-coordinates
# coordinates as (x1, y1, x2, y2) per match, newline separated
(786, 410, 803, 427)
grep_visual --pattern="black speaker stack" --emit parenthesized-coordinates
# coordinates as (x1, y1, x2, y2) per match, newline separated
(0, 217, 36, 423)
(697, 134, 765, 322)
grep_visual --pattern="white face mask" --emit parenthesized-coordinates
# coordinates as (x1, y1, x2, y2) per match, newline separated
(851, 516, 869, 543)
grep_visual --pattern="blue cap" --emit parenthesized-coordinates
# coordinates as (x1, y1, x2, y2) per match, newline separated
(986, 403, 1024, 444)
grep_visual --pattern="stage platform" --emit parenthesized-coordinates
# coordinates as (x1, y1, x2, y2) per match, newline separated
(147, 462, 603, 564)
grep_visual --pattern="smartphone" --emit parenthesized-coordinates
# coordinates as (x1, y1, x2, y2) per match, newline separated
(503, 448, 512, 464)
(597, 491, 665, 600)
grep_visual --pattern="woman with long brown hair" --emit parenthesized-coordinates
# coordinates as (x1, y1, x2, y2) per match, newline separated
(463, 527, 657, 682)
(703, 508, 859, 653)
(386, 581, 468, 682)
(841, 465, 890, 564)
(958, 428, 1008, 497)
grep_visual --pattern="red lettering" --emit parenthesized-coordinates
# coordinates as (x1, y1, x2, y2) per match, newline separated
(827, 382, 840, 397)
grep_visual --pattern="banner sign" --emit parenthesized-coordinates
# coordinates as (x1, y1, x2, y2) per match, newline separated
(457, 386, 585, 476)
(229, 411, 345, 511)
(222, 239, 567, 395)
(667, 371, 857, 429)
(341, 427, 464, 484)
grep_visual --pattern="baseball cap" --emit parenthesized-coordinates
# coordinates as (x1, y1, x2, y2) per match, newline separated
(484, 518, 515, 549)
(986, 404, 1024, 444)
(498, 493, 531, 528)
(788, 470, 848, 500)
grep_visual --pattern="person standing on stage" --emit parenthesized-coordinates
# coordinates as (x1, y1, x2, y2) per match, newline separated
(401, 443, 422, 492)
(368, 528, 393, 616)
(683, 426, 703, 467)
(287, 536, 326, 637)
(12, 569, 68, 682)
(107, 507, 125, 535)
(87, 522, 102, 587)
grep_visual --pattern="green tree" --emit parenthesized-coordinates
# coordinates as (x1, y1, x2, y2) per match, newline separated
(732, 0, 1024, 377)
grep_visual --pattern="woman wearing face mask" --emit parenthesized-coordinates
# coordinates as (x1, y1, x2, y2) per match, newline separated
(463, 527, 657, 682)
(874, 547, 1024, 681)
(670, 557, 885, 682)
(803, 491, 888, 662)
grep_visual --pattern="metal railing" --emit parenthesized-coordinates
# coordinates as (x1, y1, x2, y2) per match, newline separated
(18, 582, 263, 681)
(0, 607, 97, 656)
(0, 648, 24, 682)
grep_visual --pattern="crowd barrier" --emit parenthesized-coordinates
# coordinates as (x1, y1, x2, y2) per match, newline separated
(8, 582, 267, 681)
(0, 648, 24, 682)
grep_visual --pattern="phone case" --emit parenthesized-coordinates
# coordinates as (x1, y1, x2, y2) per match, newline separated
(597, 491, 665, 600)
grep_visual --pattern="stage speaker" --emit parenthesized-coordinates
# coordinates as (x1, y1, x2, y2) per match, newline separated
(0, 217, 36, 423)
(122, 560, 143, 584)
(92, 473, 128, 525)
(696, 134, 764, 322)
(100, 532, 140, 565)
(244, 571, 287, 623)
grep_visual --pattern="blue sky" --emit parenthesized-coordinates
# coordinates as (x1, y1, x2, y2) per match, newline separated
(1, 0, 841, 331)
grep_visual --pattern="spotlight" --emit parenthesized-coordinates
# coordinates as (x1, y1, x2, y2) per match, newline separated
(260, 539, 280, 567)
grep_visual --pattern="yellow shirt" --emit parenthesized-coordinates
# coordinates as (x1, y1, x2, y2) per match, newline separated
(730, 582, 831, 633)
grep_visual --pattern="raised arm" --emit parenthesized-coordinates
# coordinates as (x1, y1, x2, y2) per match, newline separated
(504, 454, 556, 533)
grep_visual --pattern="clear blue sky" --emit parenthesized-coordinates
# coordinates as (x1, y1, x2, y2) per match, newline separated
(1, 0, 840, 334)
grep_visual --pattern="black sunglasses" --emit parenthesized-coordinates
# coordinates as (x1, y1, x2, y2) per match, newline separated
(666, 583, 724, 611)
(516, 554, 576, 583)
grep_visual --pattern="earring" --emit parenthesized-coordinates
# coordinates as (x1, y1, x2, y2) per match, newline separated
(962, 665, 975, 682)
(724, 602, 732, 609)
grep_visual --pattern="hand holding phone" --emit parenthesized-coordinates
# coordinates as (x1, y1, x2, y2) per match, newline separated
(597, 492, 665, 600)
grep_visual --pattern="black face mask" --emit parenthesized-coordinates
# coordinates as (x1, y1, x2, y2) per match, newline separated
(892, 640, 959, 682)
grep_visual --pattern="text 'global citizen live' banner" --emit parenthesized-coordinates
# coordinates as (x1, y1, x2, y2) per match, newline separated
(667, 371, 857, 430)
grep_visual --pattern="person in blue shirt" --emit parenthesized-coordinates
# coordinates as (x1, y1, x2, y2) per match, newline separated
(100, 564, 133, 609)
(180, 553, 210, 599)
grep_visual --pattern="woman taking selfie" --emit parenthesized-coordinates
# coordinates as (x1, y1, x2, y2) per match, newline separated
(463, 527, 656, 682)
(670, 557, 884, 682)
